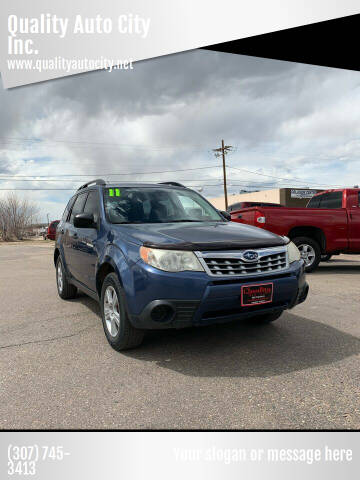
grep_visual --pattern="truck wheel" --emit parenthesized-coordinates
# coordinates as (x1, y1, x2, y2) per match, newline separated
(100, 273, 144, 351)
(253, 311, 283, 324)
(293, 236, 321, 272)
(321, 254, 332, 262)
(56, 257, 77, 299)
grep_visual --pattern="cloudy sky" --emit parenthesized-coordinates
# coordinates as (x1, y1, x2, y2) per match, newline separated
(1, 49, 360, 222)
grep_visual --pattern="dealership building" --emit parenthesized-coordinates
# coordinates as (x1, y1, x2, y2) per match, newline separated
(209, 188, 323, 210)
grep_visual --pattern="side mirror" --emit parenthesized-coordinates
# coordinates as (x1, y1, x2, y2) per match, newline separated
(219, 210, 231, 221)
(74, 213, 96, 228)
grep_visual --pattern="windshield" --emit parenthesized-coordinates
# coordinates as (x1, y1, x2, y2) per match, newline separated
(104, 187, 223, 224)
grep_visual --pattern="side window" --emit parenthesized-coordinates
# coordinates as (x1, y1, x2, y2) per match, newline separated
(69, 193, 87, 224)
(319, 192, 342, 209)
(62, 197, 75, 222)
(83, 190, 100, 222)
(307, 196, 321, 208)
(229, 203, 241, 212)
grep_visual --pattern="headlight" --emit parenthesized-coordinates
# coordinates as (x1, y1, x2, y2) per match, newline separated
(287, 241, 301, 263)
(140, 246, 204, 272)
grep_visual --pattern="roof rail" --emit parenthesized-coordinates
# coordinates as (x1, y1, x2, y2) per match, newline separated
(159, 181, 186, 188)
(77, 179, 106, 191)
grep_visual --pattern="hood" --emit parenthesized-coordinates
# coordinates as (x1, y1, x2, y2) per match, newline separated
(115, 221, 287, 251)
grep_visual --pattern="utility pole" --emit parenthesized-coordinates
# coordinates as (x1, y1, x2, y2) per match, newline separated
(213, 140, 233, 210)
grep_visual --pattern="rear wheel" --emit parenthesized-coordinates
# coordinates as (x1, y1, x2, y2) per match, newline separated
(292, 236, 321, 272)
(56, 257, 77, 299)
(252, 311, 283, 324)
(101, 273, 144, 351)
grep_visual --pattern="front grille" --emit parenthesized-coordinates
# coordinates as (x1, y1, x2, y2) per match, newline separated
(197, 247, 288, 277)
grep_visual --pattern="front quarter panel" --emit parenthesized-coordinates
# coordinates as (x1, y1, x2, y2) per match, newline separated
(97, 239, 138, 299)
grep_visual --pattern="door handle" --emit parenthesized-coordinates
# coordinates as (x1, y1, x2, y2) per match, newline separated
(237, 214, 242, 219)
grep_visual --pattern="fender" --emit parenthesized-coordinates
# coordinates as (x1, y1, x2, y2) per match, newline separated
(96, 242, 135, 299)
(54, 245, 72, 279)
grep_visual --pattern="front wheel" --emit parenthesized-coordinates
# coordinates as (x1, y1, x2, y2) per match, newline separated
(100, 273, 144, 351)
(292, 236, 321, 273)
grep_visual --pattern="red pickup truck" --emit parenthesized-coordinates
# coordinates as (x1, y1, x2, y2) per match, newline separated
(230, 188, 360, 272)
(45, 220, 60, 241)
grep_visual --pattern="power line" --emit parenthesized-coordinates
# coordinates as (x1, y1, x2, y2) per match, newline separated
(0, 177, 223, 183)
(0, 176, 349, 188)
(226, 165, 347, 188)
(0, 136, 210, 151)
(0, 182, 351, 191)
(0, 184, 225, 191)
(0, 165, 222, 178)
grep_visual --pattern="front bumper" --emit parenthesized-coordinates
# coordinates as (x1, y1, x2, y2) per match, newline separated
(128, 260, 308, 330)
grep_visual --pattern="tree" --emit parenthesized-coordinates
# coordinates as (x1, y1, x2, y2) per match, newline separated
(0, 193, 39, 241)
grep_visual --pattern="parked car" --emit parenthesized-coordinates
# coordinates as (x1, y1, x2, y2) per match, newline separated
(230, 188, 360, 272)
(46, 220, 60, 240)
(54, 179, 308, 350)
(227, 201, 283, 212)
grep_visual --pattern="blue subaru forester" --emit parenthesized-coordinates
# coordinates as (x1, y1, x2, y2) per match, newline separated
(55, 179, 308, 350)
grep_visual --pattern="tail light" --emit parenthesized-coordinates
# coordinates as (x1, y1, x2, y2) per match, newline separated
(255, 211, 266, 225)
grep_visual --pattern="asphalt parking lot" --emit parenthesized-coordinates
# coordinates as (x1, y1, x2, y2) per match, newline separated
(0, 241, 359, 429)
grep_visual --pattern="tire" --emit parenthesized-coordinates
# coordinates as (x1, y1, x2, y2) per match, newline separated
(292, 236, 321, 273)
(321, 254, 332, 262)
(56, 257, 77, 299)
(100, 272, 144, 351)
(252, 310, 283, 324)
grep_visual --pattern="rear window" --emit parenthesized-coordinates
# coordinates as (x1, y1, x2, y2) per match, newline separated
(319, 192, 343, 209)
(227, 202, 243, 212)
(228, 202, 282, 212)
(307, 192, 342, 209)
(307, 196, 321, 208)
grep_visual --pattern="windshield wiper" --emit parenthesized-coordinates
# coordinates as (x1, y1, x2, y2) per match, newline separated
(169, 219, 202, 222)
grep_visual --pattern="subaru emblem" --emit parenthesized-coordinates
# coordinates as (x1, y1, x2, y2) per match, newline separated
(242, 250, 258, 262)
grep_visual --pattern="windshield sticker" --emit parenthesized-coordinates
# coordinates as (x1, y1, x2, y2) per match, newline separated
(108, 188, 120, 197)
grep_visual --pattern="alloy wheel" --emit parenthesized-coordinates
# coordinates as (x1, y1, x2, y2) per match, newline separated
(57, 262, 63, 292)
(104, 286, 121, 337)
(298, 244, 316, 267)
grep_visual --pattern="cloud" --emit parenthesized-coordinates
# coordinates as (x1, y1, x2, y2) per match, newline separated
(1, 49, 360, 220)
